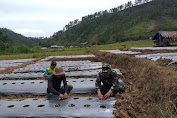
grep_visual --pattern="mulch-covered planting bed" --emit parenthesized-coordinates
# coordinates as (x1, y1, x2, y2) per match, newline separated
(0, 55, 123, 117)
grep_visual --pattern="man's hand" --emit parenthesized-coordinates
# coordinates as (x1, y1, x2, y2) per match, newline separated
(63, 93, 68, 99)
(103, 92, 111, 99)
(59, 94, 65, 99)
(44, 75, 49, 79)
(103, 89, 112, 99)
(44, 75, 49, 77)
(97, 90, 103, 100)
(98, 93, 104, 100)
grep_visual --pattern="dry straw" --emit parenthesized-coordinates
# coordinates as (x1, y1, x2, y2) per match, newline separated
(92, 50, 177, 117)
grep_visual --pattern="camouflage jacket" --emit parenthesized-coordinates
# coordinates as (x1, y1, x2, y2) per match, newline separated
(95, 69, 119, 92)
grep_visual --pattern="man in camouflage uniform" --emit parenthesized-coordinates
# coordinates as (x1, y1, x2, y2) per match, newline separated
(95, 64, 125, 100)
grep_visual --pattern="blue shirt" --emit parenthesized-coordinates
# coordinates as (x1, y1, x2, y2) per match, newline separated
(44, 67, 55, 80)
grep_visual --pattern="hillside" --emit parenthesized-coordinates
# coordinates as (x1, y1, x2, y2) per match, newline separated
(41, 0, 177, 47)
(0, 29, 12, 52)
(0, 28, 43, 45)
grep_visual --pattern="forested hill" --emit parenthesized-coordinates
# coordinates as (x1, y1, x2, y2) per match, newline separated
(0, 28, 43, 45)
(41, 0, 177, 47)
(0, 29, 12, 51)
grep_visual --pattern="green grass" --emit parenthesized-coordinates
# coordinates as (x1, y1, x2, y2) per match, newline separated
(90, 39, 155, 50)
(170, 40, 177, 46)
(0, 39, 156, 60)
(126, 22, 147, 35)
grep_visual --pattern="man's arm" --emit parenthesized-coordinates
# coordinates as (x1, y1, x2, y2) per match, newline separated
(103, 89, 112, 99)
(95, 73, 103, 100)
(95, 73, 102, 91)
(44, 75, 49, 77)
(47, 76, 60, 95)
(97, 90, 104, 100)
(63, 75, 68, 99)
(44, 68, 49, 79)
(104, 71, 118, 99)
(110, 71, 119, 93)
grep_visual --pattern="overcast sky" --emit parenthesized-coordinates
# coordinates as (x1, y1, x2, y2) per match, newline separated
(0, 0, 134, 37)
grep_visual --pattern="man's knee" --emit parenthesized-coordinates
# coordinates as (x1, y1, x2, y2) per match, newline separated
(113, 85, 125, 94)
(47, 93, 58, 99)
(68, 84, 73, 89)
(118, 86, 125, 94)
(67, 84, 73, 93)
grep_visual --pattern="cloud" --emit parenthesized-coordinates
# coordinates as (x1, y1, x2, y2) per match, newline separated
(14, 28, 49, 37)
(0, 0, 132, 37)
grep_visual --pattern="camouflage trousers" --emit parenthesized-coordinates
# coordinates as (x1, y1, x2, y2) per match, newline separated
(99, 83, 125, 95)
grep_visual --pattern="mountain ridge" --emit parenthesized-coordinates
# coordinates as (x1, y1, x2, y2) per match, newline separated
(41, 0, 177, 47)
(0, 28, 44, 45)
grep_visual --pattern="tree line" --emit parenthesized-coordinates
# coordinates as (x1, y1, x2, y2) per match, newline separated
(62, 0, 152, 31)
(0, 30, 12, 52)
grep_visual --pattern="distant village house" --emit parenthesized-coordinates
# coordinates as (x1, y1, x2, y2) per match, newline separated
(69, 45, 74, 48)
(152, 31, 177, 46)
(80, 42, 88, 48)
(41, 47, 47, 49)
(51, 45, 64, 49)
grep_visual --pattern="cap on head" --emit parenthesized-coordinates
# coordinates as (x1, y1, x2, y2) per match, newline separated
(102, 64, 111, 72)
(53, 66, 65, 75)
(51, 61, 57, 66)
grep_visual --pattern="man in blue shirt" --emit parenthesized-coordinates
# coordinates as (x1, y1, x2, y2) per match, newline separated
(44, 61, 57, 80)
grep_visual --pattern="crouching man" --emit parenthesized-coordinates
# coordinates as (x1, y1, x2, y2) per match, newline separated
(47, 66, 73, 99)
(95, 64, 125, 100)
